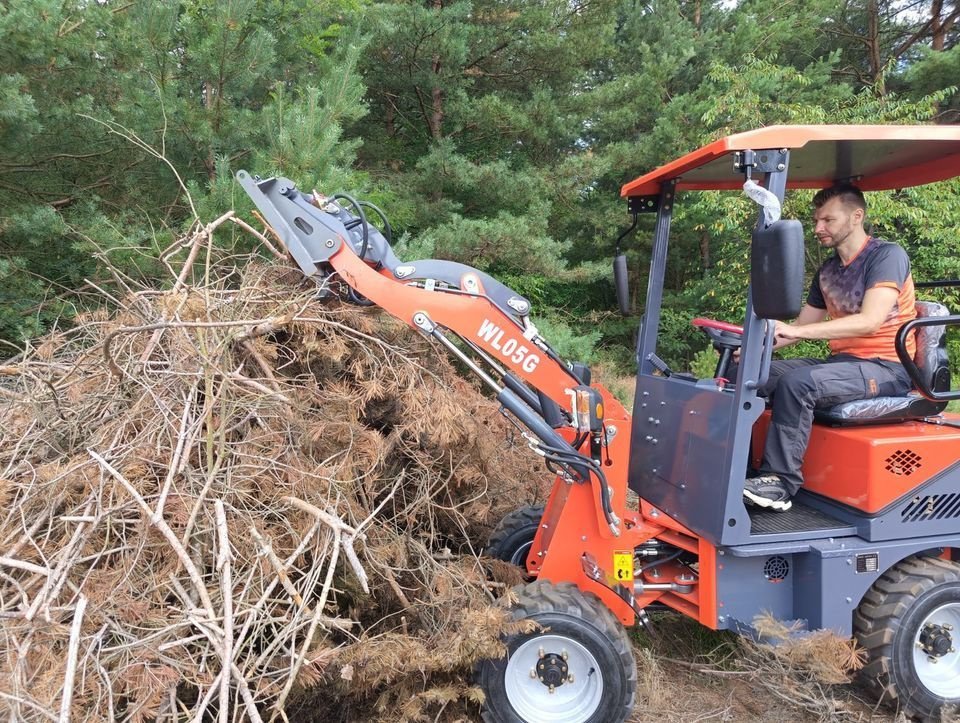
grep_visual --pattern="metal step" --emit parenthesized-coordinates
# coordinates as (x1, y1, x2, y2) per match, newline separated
(749, 499, 856, 538)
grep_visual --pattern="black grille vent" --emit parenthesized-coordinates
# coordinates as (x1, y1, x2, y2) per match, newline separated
(763, 555, 790, 582)
(886, 449, 922, 476)
(901, 493, 960, 523)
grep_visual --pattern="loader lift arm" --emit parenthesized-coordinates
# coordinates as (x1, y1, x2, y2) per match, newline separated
(236, 172, 667, 577)
(238, 172, 578, 408)
(236, 171, 678, 625)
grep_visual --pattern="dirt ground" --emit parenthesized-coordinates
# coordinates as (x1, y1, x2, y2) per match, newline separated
(626, 613, 904, 723)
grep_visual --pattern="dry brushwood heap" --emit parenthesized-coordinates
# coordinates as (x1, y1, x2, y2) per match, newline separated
(0, 212, 546, 722)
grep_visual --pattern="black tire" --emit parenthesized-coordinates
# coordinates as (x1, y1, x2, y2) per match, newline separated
(854, 555, 960, 719)
(476, 580, 637, 723)
(486, 505, 544, 567)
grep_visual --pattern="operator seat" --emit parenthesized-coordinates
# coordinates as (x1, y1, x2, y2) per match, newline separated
(814, 300, 951, 425)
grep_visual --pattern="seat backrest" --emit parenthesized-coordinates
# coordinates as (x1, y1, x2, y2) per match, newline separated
(913, 300, 951, 393)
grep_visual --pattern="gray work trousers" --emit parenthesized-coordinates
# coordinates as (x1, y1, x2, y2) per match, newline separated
(757, 355, 912, 495)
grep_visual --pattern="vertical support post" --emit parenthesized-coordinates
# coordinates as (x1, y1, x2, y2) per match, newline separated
(721, 150, 794, 544)
(736, 150, 792, 390)
(636, 180, 677, 375)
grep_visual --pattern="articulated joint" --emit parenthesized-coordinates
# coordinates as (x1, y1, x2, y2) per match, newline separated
(412, 312, 436, 334)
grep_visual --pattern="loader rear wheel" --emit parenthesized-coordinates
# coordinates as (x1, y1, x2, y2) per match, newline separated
(854, 555, 960, 719)
(477, 580, 636, 723)
(486, 505, 544, 567)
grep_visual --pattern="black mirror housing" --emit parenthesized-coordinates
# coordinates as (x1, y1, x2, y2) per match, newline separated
(613, 254, 631, 316)
(751, 219, 804, 320)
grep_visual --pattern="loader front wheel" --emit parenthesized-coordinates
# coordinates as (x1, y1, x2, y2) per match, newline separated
(486, 505, 544, 567)
(477, 580, 636, 723)
(854, 555, 960, 719)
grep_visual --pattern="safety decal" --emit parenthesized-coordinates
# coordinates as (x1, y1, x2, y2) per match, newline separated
(613, 550, 634, 583)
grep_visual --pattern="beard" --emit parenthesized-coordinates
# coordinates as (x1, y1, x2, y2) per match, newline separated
(817, 217, 856, 249)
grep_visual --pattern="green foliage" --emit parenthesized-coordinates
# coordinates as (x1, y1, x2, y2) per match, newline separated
(690, 344, 719, 379)
(533, 315, 603, 364)
(1, 0, 959, 395)
(0, 205, 75, 341)
(0, 0, 367, 344)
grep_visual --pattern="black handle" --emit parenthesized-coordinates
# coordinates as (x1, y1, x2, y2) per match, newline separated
(896, 315, 960, 401)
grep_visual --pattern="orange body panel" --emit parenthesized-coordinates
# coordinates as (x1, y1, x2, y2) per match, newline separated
(753, 412, 960, 513)
(528, 399, 649, 624)
(639, 500, 718, 628)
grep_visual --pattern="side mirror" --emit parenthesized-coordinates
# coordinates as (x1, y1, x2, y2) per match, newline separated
(614, 254, 631, 316)
(751, 219, 804, 320)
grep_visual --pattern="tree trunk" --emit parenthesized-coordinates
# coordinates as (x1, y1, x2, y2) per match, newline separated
(866, 0, 885, 93)
(385, 93, 396, 138)
(931, 0, 945, 50)
(429, 0, 444, 140)
(204, 80, 216, 182)
(699, 231, 710, 274)
(430, 55, 443, 139)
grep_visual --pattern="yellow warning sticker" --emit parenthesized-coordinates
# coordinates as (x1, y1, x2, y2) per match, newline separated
(613, 550, 634, 583)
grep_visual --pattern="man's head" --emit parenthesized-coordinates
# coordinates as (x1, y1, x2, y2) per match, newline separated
(812, 183, 868, 251)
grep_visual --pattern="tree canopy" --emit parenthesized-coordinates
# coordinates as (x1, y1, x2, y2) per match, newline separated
(1, 0, 958, 371)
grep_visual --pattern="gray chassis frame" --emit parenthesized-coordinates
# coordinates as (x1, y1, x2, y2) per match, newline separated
(626, 152, 960, 635)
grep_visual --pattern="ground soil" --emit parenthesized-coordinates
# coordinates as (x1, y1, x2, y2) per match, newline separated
(627, 614, 903, 723)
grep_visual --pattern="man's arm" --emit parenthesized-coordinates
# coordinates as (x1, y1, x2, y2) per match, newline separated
(733, 304, 826, 362)
(771, 304, 829, 350)
(775, 286, 899, 342)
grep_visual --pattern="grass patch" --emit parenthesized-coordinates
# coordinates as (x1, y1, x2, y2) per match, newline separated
(631, 611, 739, 668)
(628, 611, 878, 722)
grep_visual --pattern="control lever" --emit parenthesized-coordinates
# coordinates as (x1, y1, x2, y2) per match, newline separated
(646, 353, 672, 377)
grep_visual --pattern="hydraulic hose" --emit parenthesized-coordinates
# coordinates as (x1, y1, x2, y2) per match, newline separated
(330, 193, 376, 306)
(331, 193, 370, 261)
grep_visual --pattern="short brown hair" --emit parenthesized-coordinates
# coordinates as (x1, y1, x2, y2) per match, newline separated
(813, 182, 867, 212)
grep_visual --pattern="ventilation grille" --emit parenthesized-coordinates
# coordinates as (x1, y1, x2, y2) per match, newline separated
(901, 493, 960, 523)
(763, 555, 790, 583)
(885, 449, 922, 476)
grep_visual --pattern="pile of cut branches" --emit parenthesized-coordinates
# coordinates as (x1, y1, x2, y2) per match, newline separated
(0, 213, 544, 722)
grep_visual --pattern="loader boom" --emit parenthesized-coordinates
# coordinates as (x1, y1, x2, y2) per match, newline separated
(236, 172, 664, 625)
(238, 171, 581, 407)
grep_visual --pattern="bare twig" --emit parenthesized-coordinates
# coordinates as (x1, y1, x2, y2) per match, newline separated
(59, 595, 88, 723)
(0, 557, 52, 577)
(282, 496, 369, 593)
(229, 216, 287, 260)
(88, 449, 216, 620)
(215, 501, 232, 723)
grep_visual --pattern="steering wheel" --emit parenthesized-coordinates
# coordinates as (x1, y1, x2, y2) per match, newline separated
(691, 318, 743, 380)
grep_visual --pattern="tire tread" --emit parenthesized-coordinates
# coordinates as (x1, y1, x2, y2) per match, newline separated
(479, 580, 636, 723)
(854, 554, 960, 718)
(486, 505, 544, 562)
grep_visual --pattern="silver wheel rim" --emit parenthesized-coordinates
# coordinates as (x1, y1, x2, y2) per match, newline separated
(504, 633, 604, 722)
(510, 541, 533, 566)
(912, 601, 960, 698)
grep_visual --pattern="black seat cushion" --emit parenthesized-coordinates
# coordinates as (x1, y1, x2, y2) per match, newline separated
(814, 300, 951, 426)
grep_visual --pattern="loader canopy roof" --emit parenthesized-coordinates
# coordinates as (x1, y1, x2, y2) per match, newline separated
(621, 125, 960, 197)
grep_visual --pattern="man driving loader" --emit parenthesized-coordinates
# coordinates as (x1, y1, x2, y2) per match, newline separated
(742, 182, 917, 511)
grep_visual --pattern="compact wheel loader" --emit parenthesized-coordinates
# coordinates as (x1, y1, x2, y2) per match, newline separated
(240, 124, 960, 722)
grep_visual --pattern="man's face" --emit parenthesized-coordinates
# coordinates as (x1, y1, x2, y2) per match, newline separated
(812, 196, 861, 249)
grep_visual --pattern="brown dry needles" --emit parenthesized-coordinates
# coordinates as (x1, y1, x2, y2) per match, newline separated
(0, 213, 545, 722)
